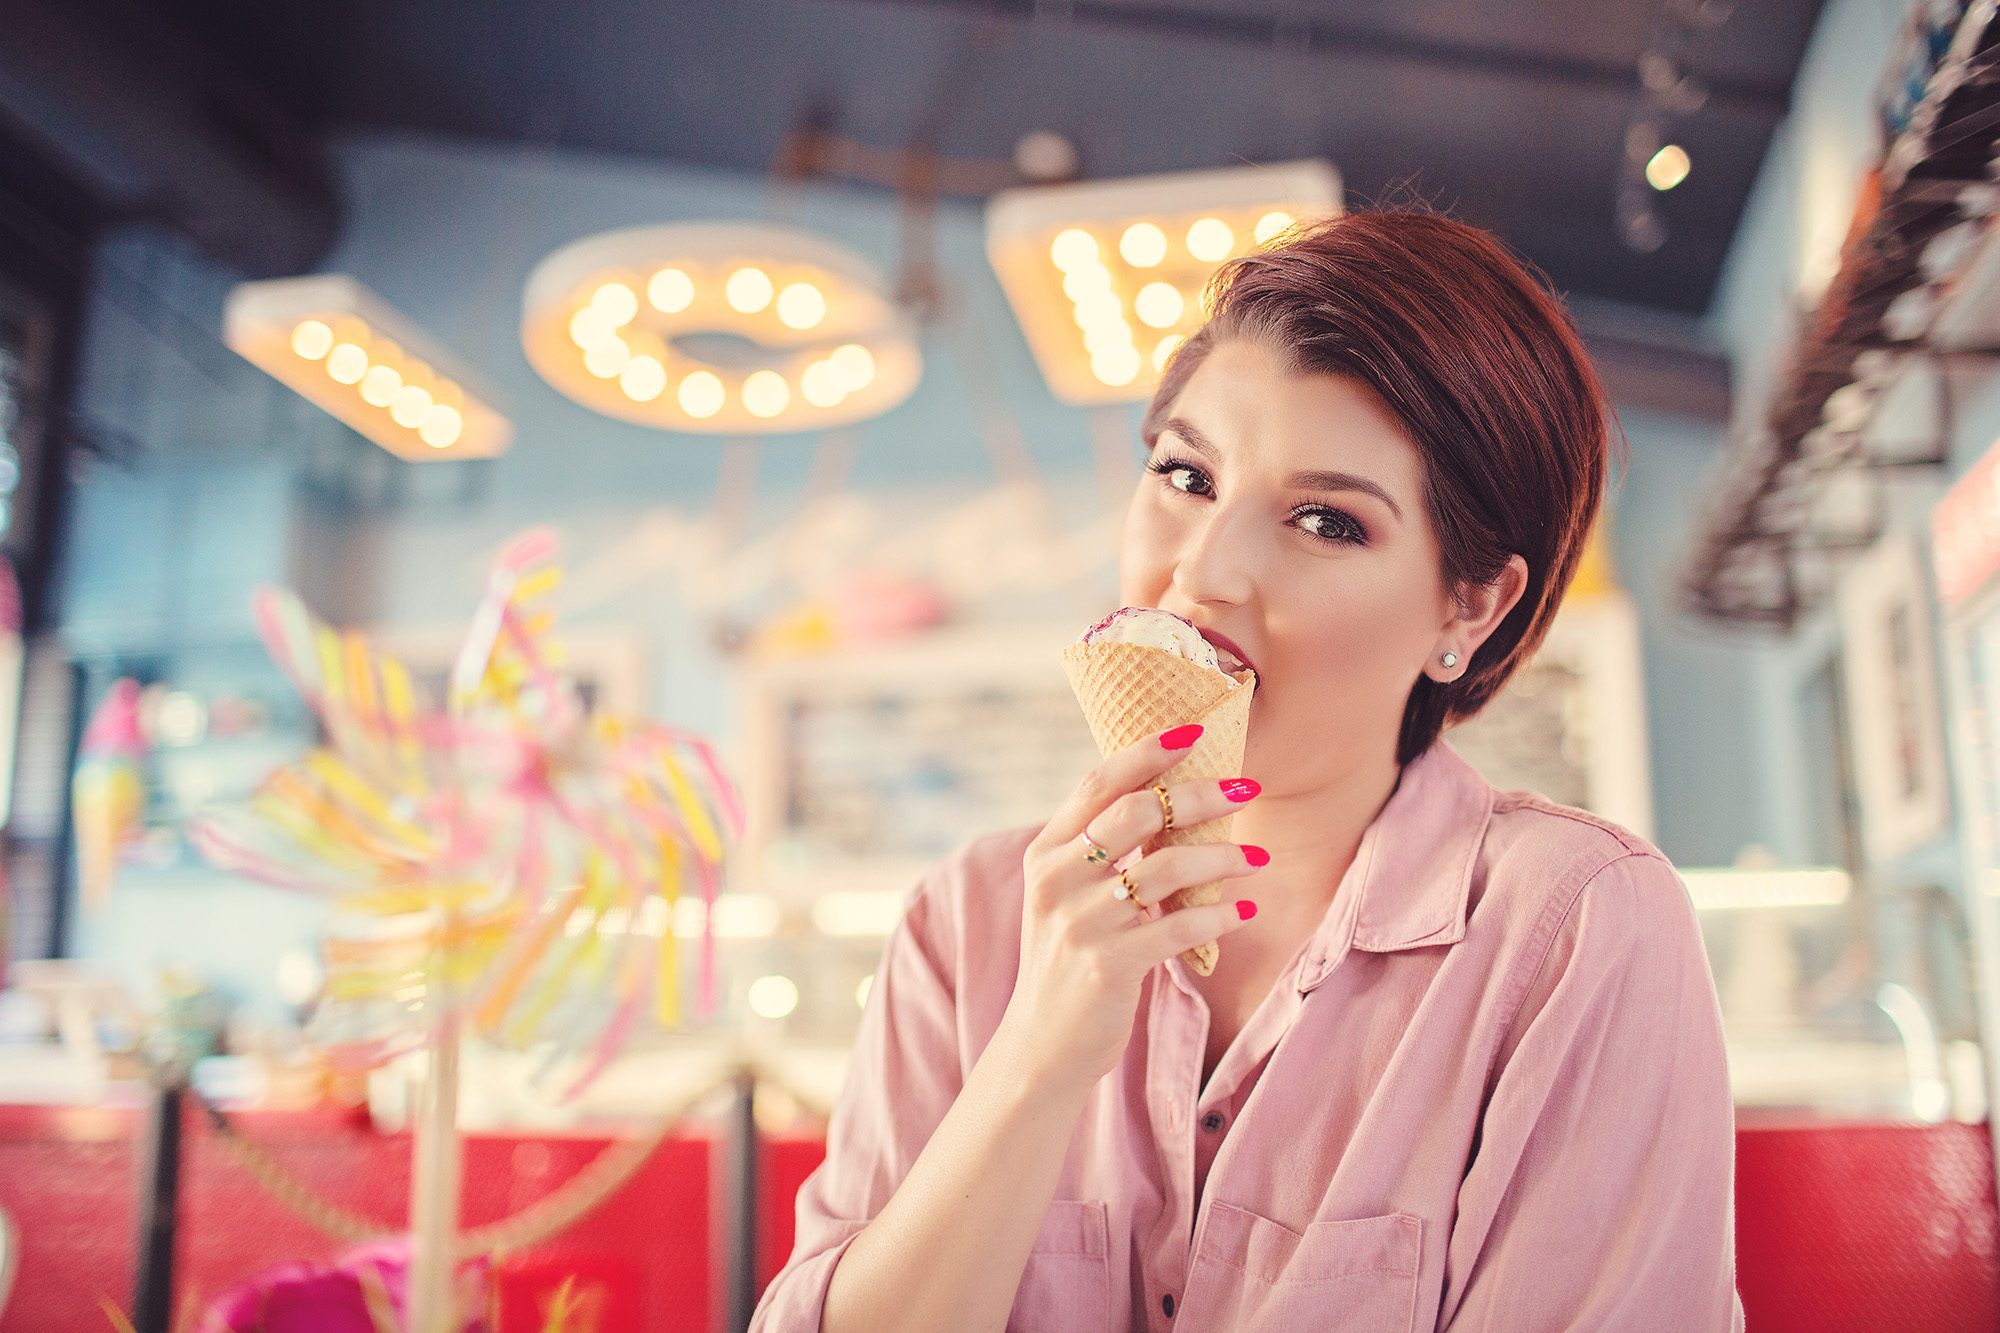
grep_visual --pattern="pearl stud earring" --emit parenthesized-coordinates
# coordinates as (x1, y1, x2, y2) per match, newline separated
(1440, 651, 1458, 669)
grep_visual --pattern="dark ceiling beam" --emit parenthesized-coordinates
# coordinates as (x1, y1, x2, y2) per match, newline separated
(1568, 296, 1732, 421)
(1580, 327, 1733, 422)
(0, 0, 338, 276)
(847, 0, 1792, 119)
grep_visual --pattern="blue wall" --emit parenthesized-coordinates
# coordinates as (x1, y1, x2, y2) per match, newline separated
(1705, 0, 1979, 895)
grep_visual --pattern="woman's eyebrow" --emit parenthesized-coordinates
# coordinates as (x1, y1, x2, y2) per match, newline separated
(1161, 417, 1405, 523)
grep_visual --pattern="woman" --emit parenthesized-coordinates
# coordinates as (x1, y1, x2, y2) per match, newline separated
(750, 209, 1743, 1331)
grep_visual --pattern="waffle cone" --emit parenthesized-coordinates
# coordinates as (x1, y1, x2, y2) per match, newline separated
(1060, 640, 1257, 976)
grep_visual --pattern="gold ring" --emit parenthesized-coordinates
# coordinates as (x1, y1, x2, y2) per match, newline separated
(1115, 867, 1140, 903)
(1081, 834, 1112, 867)
(1153, 784, 1175, 832)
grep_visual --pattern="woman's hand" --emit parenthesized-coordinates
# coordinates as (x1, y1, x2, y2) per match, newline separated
(999, 723, 1267, 1094)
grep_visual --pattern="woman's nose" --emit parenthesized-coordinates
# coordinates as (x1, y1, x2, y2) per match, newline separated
(1169, 502, 1259, 606)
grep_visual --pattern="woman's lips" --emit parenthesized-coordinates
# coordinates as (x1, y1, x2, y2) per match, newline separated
(1203, 630, 1256, 676)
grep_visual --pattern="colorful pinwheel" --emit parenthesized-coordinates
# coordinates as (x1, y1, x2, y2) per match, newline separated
(190, 527, 743, 1101)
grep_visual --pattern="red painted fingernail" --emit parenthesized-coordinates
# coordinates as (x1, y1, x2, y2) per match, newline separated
(1241, 844, 1270, 867)
(1220, 778, 1260, 802)
(1236, 900, 1258, 920)
(1159, 724, 1203, 750)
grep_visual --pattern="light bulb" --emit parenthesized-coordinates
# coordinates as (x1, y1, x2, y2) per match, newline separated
(1646, 144, 1691, 191)
(648, 267, 695, 313)
(326, 343, 368, 384)
(1072, 292, 1124, 330)
(584, 338, 630, 379)
(830, 343, 875, 391)
(678, 370, 725, 418)
(1082, 321, 1134, 355)
(1152, 334, 1185, 372)
(777, 282, 827, 330)
(1091, 345, 1141, 386)
(1050, 228, 1099, 273)
(1186, 217, 1235, 262)
(748, 974, 799, 1020)
(360, 364, 403, 407)
(743, 370, 791, 418)
(726, 267, 774, 314)
(801, 359, 846, 407)
(1254, 211, 1295, 244)
(1135, 282, 1184, 329)
(291, 320, 334, 360)
(1119, 222, 1168, 268)
(418, 405, 463, 449)
(590, 282, 639, 325)
(391, 385, 433, 428)
(570, 305, 619, 349)
(620, 355, 667, 402)
(1062, 265, 1115, 302)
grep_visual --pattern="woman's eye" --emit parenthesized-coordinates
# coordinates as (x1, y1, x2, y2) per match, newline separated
(1295, 508, 1367, 544)
(1152, 456, 1208, 498)
(1151, 459, 1210, 495)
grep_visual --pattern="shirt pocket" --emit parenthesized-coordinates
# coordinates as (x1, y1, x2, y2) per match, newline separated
(1181, 1201, 1422, 1333)
(1007, 1198, 1111, 1333)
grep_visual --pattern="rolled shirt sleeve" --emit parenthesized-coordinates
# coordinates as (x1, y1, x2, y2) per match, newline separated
(748, 865, 965, 1332)
(1438, 851, 1745, 1331)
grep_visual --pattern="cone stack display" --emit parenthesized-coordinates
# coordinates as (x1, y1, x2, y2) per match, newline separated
(1060, 640, 1256, 976)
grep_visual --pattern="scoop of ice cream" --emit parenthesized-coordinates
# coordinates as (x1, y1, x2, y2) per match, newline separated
(1080, 607, 1242, 687)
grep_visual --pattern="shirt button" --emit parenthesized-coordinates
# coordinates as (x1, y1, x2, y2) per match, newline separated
(1163, 1292, 1176, 1317)
(1201, 1111, 1225, 1132)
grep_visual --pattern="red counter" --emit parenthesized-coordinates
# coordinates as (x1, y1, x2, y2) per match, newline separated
(0, 1103, 715, 1332)
(8, 1104, 2000, 1332)
(762, 1117, 2000, 1333)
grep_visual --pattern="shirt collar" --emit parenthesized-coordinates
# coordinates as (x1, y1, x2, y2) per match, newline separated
(1295, 738, 1494, 994)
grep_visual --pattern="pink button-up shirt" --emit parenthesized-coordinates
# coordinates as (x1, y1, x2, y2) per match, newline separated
(751, 739, 1745, 1331)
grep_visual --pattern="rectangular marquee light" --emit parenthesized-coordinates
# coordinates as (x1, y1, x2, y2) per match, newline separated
(225, 275, 512, 461)
(985, 159, 1341, 407)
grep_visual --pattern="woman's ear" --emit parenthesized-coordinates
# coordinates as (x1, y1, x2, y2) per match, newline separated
(1436, 555, 1529, 671)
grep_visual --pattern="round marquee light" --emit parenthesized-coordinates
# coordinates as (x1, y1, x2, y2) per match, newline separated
(522, 223, 922, 435)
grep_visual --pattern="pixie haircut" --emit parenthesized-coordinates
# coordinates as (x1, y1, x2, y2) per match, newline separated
(1140, 208, 1623, 767)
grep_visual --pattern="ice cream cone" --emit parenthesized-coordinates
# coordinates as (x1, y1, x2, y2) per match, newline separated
(1060, 640, 1256, 976)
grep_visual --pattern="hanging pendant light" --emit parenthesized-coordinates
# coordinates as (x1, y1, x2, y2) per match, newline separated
(225, 275, 512, 461)
(521, 223, 921, 435)
(984, 159, 1341, 406)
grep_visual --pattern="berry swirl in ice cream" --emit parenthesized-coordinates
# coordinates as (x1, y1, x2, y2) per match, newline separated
(1079, 607, 1247, 686)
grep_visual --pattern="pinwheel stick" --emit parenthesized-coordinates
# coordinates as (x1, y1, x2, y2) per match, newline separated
(409, 908, 465, 1333)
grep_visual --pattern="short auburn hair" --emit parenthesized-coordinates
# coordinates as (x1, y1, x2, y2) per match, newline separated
(1140, 208, 1623, 766)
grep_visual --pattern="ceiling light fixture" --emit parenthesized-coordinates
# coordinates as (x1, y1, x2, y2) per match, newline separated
(225, 275, 511, 461)
(985, 159, 1341, 405)
(522, 223, 921, 435)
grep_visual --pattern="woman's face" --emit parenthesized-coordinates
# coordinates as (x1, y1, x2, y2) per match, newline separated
(1119, 336, 1469, 788)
